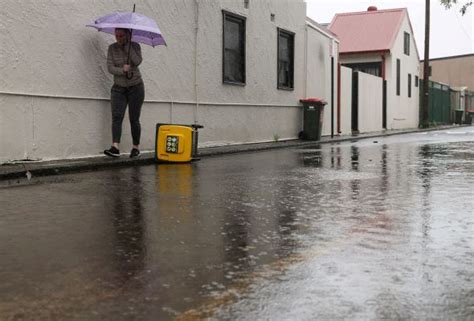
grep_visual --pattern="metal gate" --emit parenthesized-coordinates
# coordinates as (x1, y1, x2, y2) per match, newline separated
(420, 80, 451, 125)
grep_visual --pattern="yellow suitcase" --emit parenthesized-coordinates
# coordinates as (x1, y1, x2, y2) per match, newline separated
(155, 123, 203, 163)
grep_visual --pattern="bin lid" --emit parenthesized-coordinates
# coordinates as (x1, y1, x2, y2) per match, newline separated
(300, 98, 327, 105)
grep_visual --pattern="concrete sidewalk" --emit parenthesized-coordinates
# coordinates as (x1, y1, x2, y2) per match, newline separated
(0, 126, 461, 181)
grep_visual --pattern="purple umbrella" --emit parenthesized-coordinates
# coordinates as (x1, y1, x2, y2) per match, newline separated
(87, 7, 166, 47)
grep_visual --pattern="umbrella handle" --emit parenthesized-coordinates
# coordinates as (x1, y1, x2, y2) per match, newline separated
(126, 71, 134, 80)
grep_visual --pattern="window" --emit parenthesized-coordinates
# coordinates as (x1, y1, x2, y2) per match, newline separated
(404, 32, 410, 56)
(277, 28, 295, 90)
(396, 59, 401, 96)
(223, 11, 246, 85)
(408, 74, 412, 98)
(415, 75, 419, 87)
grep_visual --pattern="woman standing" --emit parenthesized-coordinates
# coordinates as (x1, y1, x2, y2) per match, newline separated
(104, 28, 145, 158)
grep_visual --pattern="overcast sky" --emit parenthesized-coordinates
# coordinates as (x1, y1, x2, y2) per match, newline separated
(305, 0, 473, 59)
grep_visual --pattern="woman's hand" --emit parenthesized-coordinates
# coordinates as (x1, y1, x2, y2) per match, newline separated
(123, 64, 131, 73)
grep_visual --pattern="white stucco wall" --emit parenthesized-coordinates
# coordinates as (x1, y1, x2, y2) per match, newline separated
(305, 23, 338, 137)
(0, 0, 313, 163)
(385, 14, 420, 130)
(340, 66, 352, 135)
(358, 72, 383, 133)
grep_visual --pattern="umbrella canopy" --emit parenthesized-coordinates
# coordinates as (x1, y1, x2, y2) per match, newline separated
(87, 12, 166, 47)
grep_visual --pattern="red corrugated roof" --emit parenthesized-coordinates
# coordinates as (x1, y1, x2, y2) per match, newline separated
(329, 8, 407, 54)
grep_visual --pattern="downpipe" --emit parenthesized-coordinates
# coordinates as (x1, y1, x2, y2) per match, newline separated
(193, 0, 200, 125)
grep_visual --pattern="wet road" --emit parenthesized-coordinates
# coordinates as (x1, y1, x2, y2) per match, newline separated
(1, 127, 473, 321)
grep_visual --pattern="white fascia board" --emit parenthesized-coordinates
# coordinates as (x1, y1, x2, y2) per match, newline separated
(305, 20, 339, 43)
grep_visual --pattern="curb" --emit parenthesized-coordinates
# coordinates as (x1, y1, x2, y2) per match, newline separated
(0, 125, 467, 182)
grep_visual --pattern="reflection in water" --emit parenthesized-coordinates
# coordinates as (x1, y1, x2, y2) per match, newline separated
(155, 164, 194, 222)
(110, 167, 146, 284)
(302, 144, 323, 167)
(417, 145, 434, 238)
(330, 146, 342, 169)
(350, 145, 359, 171)
(276, 208, 298, 257)
(418, 145, 434, 190)
(275, 177, 299, 257)
(380, 144, 388, 189)
(372, 144, 391, 229)
(350, 145, 360, 200)
(223, 206, 251, 273)
(219, 169, 253, 274)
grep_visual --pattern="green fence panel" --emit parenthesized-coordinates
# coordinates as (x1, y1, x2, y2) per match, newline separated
(419, 80, 452, 125)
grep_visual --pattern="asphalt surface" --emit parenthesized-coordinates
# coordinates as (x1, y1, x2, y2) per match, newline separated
(0, 126, 473, 321)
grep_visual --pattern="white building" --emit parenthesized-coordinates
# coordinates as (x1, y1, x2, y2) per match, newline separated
(305, 18, 343, 136)
(0, 0, 338, 163)
(329, 6, 420, 131)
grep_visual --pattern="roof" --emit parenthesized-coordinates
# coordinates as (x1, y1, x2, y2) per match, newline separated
(421, 53, 474, 62)
(329, 8, 407, 54)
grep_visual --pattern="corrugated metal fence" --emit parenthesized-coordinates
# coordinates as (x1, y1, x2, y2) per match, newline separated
(420, 80, 451, 125)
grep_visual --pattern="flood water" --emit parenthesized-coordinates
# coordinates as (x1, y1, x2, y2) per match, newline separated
(1, 128, 473, 321)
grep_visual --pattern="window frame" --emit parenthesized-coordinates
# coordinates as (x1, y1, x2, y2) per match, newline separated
(404, 32, 410, 56)
(277, 28, 295, 90)
(222, 10, 246, 86)
(415, 75, 419, 88)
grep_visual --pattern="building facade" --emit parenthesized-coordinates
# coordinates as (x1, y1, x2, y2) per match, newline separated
(329, 7, 420, 131)
(420, 54, 474, 91)
(305, 18, 341, 136)
(1, 0, 338, 163)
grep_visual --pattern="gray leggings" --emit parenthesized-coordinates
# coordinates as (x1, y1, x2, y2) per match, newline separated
(111, 82, 145, 145)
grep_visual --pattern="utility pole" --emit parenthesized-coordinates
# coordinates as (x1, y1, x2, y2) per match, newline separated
(422, 0, 430, 128)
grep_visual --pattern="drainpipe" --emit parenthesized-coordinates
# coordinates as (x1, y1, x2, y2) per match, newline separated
(193, 0, 200, 124)
(331, 56, 334, 138)
(381, 54, 387, 129)
(302, 24, 308, 135)
(337, 62, 341, 134)
(381, 54, 386, 80)
(303, 25, 308, 99)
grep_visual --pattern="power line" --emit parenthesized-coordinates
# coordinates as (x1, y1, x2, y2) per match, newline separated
(450, 3, 473, 43)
